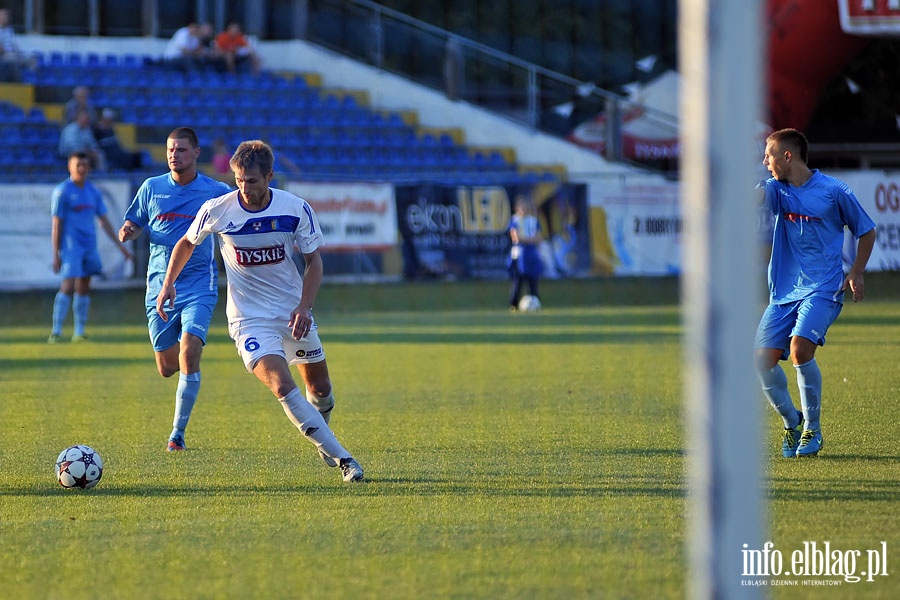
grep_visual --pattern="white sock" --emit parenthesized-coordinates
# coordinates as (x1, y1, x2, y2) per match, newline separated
(279, 388, 349, 461)
(306, 390, 334, 425)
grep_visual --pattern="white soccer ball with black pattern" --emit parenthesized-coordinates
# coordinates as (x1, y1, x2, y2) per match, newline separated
(56, 445, 104, 489)
(518, 295, 542, 312)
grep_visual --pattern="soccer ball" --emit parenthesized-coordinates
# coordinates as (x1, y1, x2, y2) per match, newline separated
(518, 295, 542, 312)
(56, 445, 103, 489)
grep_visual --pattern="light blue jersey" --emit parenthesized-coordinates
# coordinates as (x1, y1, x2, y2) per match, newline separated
(509, 213, 543, 278)
(763, 170, 875, 304)
(51, 178, 106, 251)
(124, 172, 232, 304)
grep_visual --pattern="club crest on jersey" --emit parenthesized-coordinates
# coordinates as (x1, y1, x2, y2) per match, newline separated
(234, 244, 286, 266)
(251, 218, 279, 231)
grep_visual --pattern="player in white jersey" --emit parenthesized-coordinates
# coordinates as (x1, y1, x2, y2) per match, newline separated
(156, 140, 363, 483)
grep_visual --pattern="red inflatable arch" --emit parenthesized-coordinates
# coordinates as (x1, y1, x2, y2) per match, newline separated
(766, 0, 870, 130)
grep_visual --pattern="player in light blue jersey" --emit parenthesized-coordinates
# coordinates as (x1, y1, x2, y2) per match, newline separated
(119, 128, 232, 452)
(755, 129, 876, 458)
(49, 152, 132, 343)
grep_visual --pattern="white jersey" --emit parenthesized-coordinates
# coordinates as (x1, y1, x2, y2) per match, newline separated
(186, 188, 324, 323)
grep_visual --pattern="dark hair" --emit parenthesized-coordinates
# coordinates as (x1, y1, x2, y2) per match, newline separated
(229, 140, 274, 175)
(766, 128, 808, 163)
(68, 151, 90, 161)
(168, 127, 200, 149)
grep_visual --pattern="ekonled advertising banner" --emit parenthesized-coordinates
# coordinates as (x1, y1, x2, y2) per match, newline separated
(395, 182, 591, 280)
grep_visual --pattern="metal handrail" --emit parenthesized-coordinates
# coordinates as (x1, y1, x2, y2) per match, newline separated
(330, 0, 679, 168)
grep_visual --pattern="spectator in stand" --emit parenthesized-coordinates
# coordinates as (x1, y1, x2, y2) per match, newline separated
(63, 86, 98, 126)
(196, 22, 225, 71)
(0, 8, 35, 82)
(163, 22, 205, 73)
(215, 22, 261, 75)
(211, 137, 233, 182)
(59, 109, 106, 171)
(93, 108, 143, 171)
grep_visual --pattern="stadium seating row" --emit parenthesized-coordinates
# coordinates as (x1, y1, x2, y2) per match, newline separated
(2, 50, 561, 185)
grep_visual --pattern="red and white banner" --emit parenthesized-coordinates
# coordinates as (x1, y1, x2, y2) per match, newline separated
(838, 0, 900, 36)
(285, 182, 396, 251)
(0, 180, 133, 290)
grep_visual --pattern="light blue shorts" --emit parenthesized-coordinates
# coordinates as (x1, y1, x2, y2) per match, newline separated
(755, 295, 843, 361)
(146, 297, 216, 352)
(59, 246, 103, 279)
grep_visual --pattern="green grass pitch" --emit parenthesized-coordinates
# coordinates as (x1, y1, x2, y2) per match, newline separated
(1, 276, 898, 599)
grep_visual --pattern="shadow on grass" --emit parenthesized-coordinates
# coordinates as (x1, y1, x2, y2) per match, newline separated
(1, 328, 680, 348)
(601, 447, 685, 457)
(4, 356, 151, 369)
(837, 314, 900, 327)
(3, 475, 686, 499)
(768, 475, 900, 502)
(803, 453, 900, 462)
(1, 331, 151, 345)
(324, 330, 681, 345)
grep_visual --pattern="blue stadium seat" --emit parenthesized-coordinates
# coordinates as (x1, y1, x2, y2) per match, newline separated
(12, 46, 534, 184)
(121, 54, 142, 69)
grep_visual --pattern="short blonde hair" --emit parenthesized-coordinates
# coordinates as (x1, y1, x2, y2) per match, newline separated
(230, 140, 274, 175)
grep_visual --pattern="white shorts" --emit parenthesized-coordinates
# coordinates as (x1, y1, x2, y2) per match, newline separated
(228, 318, 326, 373)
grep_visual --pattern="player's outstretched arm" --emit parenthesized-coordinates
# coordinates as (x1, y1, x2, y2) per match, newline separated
(51, 216, 63, 274)
(99, 215, 133, 259)
(118, 219, 143, 242)
(843, 229, 876, 303)
(156, 236, 198, 321)
(289, 249, 323, 340)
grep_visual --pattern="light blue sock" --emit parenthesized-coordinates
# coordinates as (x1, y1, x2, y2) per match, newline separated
(72, 293, 90, 336)
(757, 364, 800, 429)
(171, 372, 201, 439)
(51, 292, 71, 336)
(795, 359, 822, 432)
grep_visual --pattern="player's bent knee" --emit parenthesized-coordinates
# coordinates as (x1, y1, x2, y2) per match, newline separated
(156, 357, 180, 378)
(274, 384, 298, 399)
(754, 351, 778, 372)
(306, 381, 332, 399)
